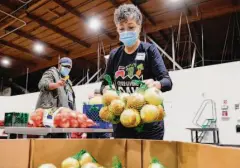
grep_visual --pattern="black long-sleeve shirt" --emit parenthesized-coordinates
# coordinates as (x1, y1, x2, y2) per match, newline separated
(101, 42, 172, 94)
(100, 41, 173, 139)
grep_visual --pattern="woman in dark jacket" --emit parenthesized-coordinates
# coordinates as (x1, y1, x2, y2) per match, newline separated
(100, 4, 172, 140)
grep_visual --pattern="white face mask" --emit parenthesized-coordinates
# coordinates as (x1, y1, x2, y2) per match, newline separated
(119, 31, 138, 47)
(60, 66, 71, 76)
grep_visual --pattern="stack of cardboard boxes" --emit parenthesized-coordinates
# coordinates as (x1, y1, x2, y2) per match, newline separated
(0, 139, 240, 168)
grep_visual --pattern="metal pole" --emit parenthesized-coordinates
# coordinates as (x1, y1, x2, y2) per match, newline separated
(87, 69, 89, 81)
(97, 35, 100, 80)
(0, 77, 3, 94)
(143, 28, 147, 42)
(176, 12, 182, 54)
(201, 24, 204, 66)
(76, 76, 87, 86)
(186, 14, 192, 65)
(82, 69, 84, 83)
(147, 35, 183, 70)
(86, 68, 102, 84)
(222, 14, 232, 63)
(172, 28, 176, 71)
(191, 46, 196, 68)
(25, 67, 29, 94)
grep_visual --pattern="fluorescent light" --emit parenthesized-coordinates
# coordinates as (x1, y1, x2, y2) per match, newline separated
(33, 42, 45, 54)
(88, 17, 101, 31)
(1, 58, 10, 67)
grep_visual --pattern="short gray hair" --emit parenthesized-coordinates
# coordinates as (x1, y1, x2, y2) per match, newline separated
(114, 4, 143, 25)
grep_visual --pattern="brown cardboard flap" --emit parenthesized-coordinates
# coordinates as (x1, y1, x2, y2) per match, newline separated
(178, 142, 240, 168)
(126, 139, 141, 168)
(0, 139, 30, 168)
(31, 139, 127, 168)
(143, 140, 178, 168)
(198, 145, 240, 168)
(177, 142, 199, 168)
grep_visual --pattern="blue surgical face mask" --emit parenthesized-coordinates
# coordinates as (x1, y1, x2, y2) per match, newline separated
(60, 66, 71, 77)
(119, 31, 138, 47)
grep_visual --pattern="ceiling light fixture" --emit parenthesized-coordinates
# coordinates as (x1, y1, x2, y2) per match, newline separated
(1, 58, 10, 67)
(33, 42, 45, 54)
(88, 17, 101, 31)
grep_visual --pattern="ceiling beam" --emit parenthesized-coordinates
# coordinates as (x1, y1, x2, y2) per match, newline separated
(5, 26, 69, 55)
(0, 39, 52, 60)
(145, 5, 240, 34)
(52, 0, 116, 39)
(107, 0, 119, 7)
(26, 13, 91, 48)
(130, 0, 156, 25)
(0, 1, 21, 11)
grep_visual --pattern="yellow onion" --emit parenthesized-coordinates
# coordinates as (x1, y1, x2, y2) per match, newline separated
(140, 105, 160, 123)
(126, 93, 145, 111)
(81, 162, 104, 168)
(119, 93, 130, 103)
(89, 96, 103, 105)
(99, 106, 114, 122)
(156, 105, 165, 121)
(120, 109, 141, 128)
(109, 99, 125, 116)
(102, 90, 119, 106)
(148, 163, 165, 168)
(61, 157, 79, 168)
(148, 158, 165, 168)
(38, 164, 57, 168)
(144, 88, 164, 106)
(79, 152, 95, 166)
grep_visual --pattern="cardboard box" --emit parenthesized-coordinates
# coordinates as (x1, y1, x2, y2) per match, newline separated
(126, 140, 142, 168)
(0, 140, 30, 168)
(198, 144, 240, 168)
(142, 140, 178, 168)
(178, 142, 240, 168)
(177, 142, 199, 168)
(30, 139, 127, 168)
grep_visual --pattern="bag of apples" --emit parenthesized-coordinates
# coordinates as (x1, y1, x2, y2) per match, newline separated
(29, 107, 96, 128)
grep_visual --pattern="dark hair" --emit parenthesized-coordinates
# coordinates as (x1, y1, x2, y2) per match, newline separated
(114, 4, 143, 25)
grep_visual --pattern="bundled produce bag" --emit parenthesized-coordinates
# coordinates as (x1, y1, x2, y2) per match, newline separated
(29, 107, 95, 128)
(99, 75, 166, 131)
(112, 156, 122, 168)
(38, 163, 57, 168)
(61, 149, 99, 168)
(148, 158, 165, 168)
(60, 149, 122, 168)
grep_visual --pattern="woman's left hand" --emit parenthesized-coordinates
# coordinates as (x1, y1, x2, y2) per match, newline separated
(144, 79, 161, 89)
